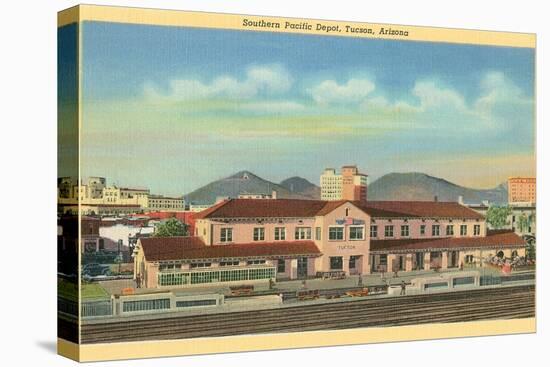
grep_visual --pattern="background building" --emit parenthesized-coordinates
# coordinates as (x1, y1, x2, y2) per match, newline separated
(58, 177, 189, 214)
(85, 177, 107, 199)
(321, 165, 368, 201)
(102, 186, 150, 206)
(147, 195, 185, 212)
(468, 202, 536, 238)
(238, 190, 277, 199)
(508, 177, 536, 204)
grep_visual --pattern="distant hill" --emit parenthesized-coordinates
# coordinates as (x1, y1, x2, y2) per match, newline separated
(368, 172, 508, 204)
(185, 171, 507, 205)
(280, 176, 321, 199)
(184, 171, 316, 204)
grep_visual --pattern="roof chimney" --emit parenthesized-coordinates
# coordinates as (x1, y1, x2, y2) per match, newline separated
(458, 195, 464, 205)
(434, 195, 438, 202)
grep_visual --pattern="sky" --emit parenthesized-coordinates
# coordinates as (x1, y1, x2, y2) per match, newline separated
(79, 21, 535, 196)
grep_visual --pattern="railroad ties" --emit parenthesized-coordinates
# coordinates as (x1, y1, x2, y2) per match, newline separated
(81, 285, 535, 344)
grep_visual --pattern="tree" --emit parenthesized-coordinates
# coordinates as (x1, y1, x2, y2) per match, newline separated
(486, 206, 512, 229)
(526, 239, 536, 260)
(154, 217, 188, 237)
(517, 213, 529, 233)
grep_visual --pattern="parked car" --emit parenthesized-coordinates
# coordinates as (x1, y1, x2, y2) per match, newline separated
(82, 263, 111, 277)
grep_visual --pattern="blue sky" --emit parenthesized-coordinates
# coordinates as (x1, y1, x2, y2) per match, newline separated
(80, 21, 535, 196)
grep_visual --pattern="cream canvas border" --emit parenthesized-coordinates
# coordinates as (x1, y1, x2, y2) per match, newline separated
(59, 318, 535, 362)
(58, 4, 535, 48)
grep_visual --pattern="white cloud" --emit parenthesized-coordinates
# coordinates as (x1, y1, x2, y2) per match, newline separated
(246, 65, 293, 94)
(143, 68, 532, 134)
(308, 78, 375, 105)
(354, 72, 532, 134)
(475, 71, 530, 120)
(412, 80, 466, 111)
(145, 64, 293, 101)
(480, 71, 523, 97)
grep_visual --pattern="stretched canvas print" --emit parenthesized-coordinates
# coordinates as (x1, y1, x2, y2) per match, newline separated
(57, 5, 536, 362)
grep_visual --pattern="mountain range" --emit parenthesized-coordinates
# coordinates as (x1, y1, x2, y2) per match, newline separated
(184, 171, 319, 204)
(184, 171, 508, 205)
(367, 172, 507, 204)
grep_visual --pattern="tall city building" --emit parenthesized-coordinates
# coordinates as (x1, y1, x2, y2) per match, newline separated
(320, 165, 368, 201)
(508, 177, 536, 204)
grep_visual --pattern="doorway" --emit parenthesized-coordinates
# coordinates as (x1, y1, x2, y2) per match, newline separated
(297, 257, 308, 278)
(415, 252, 424, 270)
(449, 251, 458, 268)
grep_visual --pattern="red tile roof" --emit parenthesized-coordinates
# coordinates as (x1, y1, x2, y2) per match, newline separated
(358, 201, 484, 219)
(139, 236, 205, 261)
(193, 200, 232, 219)
(315, 200, 353, 216)
(194, 198, 484, 220)
(194, 199, 331, 219)
(139, 237, 321, 262)
(370, 230, 525, 253)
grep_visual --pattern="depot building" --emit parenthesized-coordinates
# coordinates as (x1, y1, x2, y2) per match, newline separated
(133, 199, 526, 289)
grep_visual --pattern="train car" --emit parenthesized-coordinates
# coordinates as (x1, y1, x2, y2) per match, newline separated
(111, 291, 224, 317)
(405, 271, 481, 295)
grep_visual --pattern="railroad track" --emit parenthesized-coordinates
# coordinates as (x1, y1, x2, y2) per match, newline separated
(81, 285, 535, 344)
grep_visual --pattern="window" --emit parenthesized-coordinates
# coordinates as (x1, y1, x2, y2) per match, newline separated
(220, 228, 233, 242)
(329, 226, 344, 240)
(460, 225, 467, 236)
(247, 259, 266, 265)
(330, 256, 343, 270)
(220, 261, 239, 267)
(384, 225, 394, 237)
(400, 225, 409, 237)
(370, 225, 378, 238)
(277, 259, 286, 273)
(158, 267, 276, 286)
(453, 277, 475, 287)
(315, 227, 321, 240)
(176, 299, 217, 308)
(190, 262, 211, 269)
(465, 255, 474, 264)
(349, 226, 364, 240)
(379, 254, 387, 266)
(446, 225, 454, 236)
(420, 225, 426, 235)
(274, 227, 286, 241)
(123, 299, 170, 312)
(424, 282, 448, 290)
(432, 225, 440, 236)
(253, 227, 265, 241)
(474, 224, 481, 236)
(159, 263, 179, 272)
(295, 227, 312, 240)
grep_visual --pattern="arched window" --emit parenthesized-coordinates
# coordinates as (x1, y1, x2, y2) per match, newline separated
(497, 251, 504, 258)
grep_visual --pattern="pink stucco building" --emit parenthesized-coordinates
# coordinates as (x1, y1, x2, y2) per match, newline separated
(133, 198, 526, 289)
